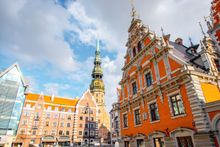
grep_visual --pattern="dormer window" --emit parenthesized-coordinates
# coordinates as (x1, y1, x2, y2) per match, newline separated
(133, 47, 137, 57)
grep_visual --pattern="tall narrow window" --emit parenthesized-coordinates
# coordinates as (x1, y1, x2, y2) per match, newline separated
(123, 113, 128, 128)
(154, 137, 165, 147)
(132, 81, 137, 95)
(137, 139, 144, 147)
(150, 103, 159, 121)
(66, 131, 70, 136)
(125, 141, 130, 147)
(137, 41, 142, 52)
(214, 59, 220, 72)
(134, 109, 141, 125)
(145, 72, 152, 87)
(170, 94, 185, 116)
(59, 130, 63, 135)
(133, 47, 137, 57)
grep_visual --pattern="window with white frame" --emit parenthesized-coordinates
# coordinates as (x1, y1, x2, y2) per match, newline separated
(67, 115, 71, 120)
(145, 72, 152, 87)
(46, 113, 50, 118)
(33, 121, 38, 127)
(60, 122, 64, 127)
(61, 114, 65, 119)
(52, 122, 57, 127)
(123, 113, 128, 128)
(153, 137, 165, 147)
(55, 107, 59, 111)
(54, 114, 59, 119)
(22, 120, 27, 125)
(170, 94, 185, 116)
(79, 131, 82, 135)
(34, 112, 39, 119)
(149, 102, 159, 121)
(51, 130, 56, 135)
(177, 136, 193, 147)
(137, 139, 144, 147)
(134, 108, 141, 125)
(26, 104, 31, 108)
(132, 81, 137, 95)
(24, 111, 30, 117)
(20, 129, 25, 134)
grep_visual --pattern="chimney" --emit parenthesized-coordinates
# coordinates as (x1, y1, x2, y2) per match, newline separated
(175, 38, 183, 45)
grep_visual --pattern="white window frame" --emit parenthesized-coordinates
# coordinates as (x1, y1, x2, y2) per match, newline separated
(131, 80, 138, 97)
(133, 106, 142, 126)
(148, 100, 160, 123)
(167, 90, 186, 119)
(144, 70, 153, 88)
(122, 112, 129, 129)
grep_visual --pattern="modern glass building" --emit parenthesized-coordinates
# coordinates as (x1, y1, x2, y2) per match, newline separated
(0, 63, 27, 136)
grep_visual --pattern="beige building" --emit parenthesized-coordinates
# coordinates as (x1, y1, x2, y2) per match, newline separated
(14, 93, 78, 147)
(14, 41, 110, 147)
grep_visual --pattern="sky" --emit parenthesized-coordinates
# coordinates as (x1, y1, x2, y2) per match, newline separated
(0, 0, 211, 111)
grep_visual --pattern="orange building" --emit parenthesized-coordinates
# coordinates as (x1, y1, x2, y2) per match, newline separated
(118, 5, 220, 147)
(208, 0, 220, 47)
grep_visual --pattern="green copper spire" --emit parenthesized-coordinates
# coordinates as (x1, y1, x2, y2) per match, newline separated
(90, 40, 105, 93)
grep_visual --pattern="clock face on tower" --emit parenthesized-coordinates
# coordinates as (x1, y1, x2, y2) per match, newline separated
(95, 81, 100, 86)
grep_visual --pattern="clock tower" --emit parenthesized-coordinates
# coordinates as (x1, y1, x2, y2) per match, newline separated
(90, 40, 110, 130)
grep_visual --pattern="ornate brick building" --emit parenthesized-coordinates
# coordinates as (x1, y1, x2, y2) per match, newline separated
(208, 0, 220, 47)
(14, 93, 78, 146)
(13, 41, 110, 146)
(118, 3, 220, 147)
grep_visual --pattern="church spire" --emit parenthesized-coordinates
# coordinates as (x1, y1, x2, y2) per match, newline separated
(90, 40, 105, 93)
(130, 0, 139, 21)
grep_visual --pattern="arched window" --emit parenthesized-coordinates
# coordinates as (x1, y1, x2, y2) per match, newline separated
(133, 47, 137, 57)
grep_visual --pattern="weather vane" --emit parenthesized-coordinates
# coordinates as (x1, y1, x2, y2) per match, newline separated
(199, 22, 206, 36)
(130, 0, 137, 19)
(161, 27, 165, 36)
(189, 37, 193, 46)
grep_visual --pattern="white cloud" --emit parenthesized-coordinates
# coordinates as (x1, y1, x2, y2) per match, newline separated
(67, 1, 122, 51)
(43, 83, 71, 97)
(0, 0, 78, 72)
(0, 0, 212, 111)
(72, 0, 211, 110)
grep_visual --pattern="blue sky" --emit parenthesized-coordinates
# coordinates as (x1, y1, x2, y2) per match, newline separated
(0, 0, 211, 110)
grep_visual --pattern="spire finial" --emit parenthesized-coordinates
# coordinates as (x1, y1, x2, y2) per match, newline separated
(199, 22, 206, 37)
(189, 37, 193, 46)
(96, 39, 100, 52)
(130, 0, 138, 20)
(204, 16, 212, 30)
(161, 27, 165, 36)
